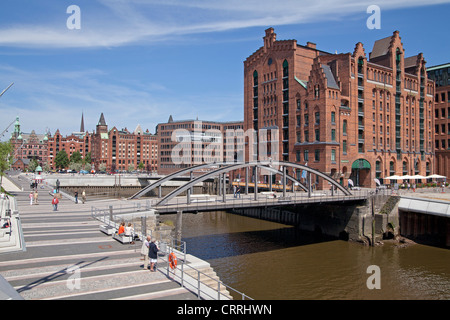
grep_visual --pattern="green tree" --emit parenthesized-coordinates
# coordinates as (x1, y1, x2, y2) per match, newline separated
(55, 150, 69, 169)
(0, 141, 13, 191)
(28, 159, 38, 172)
(83, 152, 92, 165)
(69, 161, 83, 172)
(70, 151, 82, 164)
(43, 162, 51, 172)
(138, 162, 144, 171)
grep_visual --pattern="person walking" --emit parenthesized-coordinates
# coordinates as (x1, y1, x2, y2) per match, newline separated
(148, 239, 159, 272)
(140, 236, 151, 270)
(29, 191, 34, 205)
(52, 195, 59, 211)
(81, 189, 86, 204)
(33, 191, 39, 205)
(74, 191, 78, 204)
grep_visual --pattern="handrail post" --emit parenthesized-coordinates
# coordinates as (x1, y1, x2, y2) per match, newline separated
(198, 270, 201, 299)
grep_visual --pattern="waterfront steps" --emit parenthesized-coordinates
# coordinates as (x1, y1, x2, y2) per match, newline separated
(0, 175, 199, 300)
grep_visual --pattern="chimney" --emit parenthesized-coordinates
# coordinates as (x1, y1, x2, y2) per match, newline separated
(306, 42, 316, 49)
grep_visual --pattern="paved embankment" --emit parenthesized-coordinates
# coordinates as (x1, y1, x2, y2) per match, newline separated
(0, 174, 199, 300)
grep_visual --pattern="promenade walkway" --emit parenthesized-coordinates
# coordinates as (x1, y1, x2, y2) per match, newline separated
(0, 174, 199, 300)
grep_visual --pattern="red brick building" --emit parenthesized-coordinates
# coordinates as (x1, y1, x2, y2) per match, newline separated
(156, 115, 244, 175)
(11, 113, 158, 173)
(244, 28, 435, 189)
(90, 113, 158, 173)
(46, 129, 90, 170)
(10, 116, 49, 169)
(427, 63, 450, 178)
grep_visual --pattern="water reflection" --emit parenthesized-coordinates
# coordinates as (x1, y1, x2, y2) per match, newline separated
(160, 211, 450, 300)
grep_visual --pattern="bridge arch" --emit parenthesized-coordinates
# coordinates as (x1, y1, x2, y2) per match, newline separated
(129, 162, 230, 199)
(155, 161, 351, 206)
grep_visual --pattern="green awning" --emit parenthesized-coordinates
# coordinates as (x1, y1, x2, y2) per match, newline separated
(352, 159, 371, 170)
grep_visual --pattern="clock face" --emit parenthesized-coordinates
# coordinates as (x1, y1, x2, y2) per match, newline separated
(268, 58, 272, 66)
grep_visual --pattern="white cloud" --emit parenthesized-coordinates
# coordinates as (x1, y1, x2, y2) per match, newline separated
(0, 0, 449, 48)
(0, 64, 242, 140)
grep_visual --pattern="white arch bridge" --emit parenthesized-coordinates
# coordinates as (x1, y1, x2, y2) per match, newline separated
(130, 162, 371, 214)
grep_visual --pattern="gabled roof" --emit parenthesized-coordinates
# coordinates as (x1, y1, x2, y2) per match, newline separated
(321, 64, 339, 90)
(369, 35, 392, 59)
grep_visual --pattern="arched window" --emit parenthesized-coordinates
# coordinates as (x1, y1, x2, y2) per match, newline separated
(283, 60, 289, 78)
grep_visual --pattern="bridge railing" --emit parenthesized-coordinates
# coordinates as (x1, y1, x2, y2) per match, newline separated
(159, 239, 253, 300)
(152, 188, 390, 213)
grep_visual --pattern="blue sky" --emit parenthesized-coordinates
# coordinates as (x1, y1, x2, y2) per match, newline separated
(1, 0, 449, 140)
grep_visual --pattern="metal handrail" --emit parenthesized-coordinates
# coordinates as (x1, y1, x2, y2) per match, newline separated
(152, 188, 388, 214)
(159, 240, 253, 300)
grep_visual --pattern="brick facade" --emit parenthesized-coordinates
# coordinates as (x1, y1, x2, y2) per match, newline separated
(428, 64, 450, 179)
(156, 116, 243, 175)
(244, 28, 435, 189)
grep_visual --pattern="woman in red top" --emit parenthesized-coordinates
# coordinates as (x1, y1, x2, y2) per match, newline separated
(52, 196, 59, 211)
(117, 222, 125, 235)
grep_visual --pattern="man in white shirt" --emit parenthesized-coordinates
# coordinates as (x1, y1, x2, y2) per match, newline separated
(141, 236, 151, 270)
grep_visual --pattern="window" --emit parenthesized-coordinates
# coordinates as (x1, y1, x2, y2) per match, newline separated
(331, 112, 335, 123)
(331, 149, 336, 162)
(343, 120, 347, 135)
(314, 149, 320, 161)
(331, 129, 336, 141)
(343, 140, 347, 154)
(283, 60, 289, 78)
(304, 130, 309, 142)
(315, 112, 320, 125)
(315, 129, 320, 141)
(304, 149, 309, 161)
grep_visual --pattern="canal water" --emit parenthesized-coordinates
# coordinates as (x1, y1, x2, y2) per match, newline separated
(160, 210, 450, 300)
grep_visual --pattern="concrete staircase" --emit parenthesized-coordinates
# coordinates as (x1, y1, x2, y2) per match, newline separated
(0, 173, 234, 300)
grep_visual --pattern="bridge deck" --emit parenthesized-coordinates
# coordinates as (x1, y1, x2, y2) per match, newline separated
(152, 190, 372, 214)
